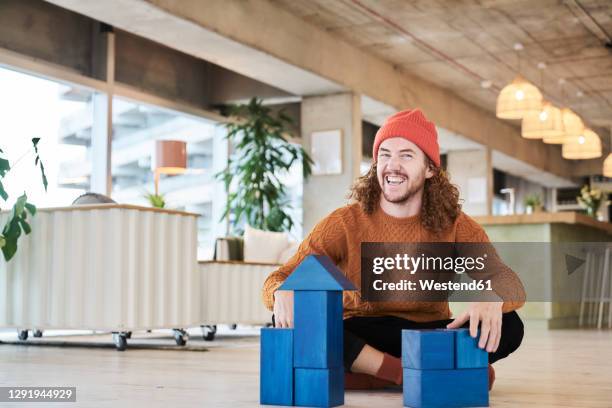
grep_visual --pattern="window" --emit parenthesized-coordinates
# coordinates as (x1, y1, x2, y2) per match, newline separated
(0, 66, 306, 258)
(0, 67, 96, 207)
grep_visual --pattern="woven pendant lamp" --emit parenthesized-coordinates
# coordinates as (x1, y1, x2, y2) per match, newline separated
(562, 129, 601, 159)
(543, 108, 583, 144)
(496, 76, 543, 119)
(521, 101, 564, 139)
(604, 154, 612, 177)
(604, 129, 612, 177)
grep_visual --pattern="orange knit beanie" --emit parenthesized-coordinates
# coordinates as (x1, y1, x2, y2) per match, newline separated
(372, 108, 440, 167)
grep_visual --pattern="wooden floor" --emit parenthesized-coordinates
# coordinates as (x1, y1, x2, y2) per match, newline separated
(0, 324, 611, 407)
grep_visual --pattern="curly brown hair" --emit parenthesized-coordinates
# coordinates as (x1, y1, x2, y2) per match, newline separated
(348, 160, 462, 233)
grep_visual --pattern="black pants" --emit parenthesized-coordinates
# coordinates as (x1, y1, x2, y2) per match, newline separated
(344, 311, 524, 370)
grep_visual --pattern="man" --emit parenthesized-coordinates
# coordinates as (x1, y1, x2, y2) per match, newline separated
(262, 108, 525, 389)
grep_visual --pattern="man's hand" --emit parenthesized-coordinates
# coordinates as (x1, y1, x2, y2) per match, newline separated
(273, 290, 294, 328)
(446, 301, 503, 353)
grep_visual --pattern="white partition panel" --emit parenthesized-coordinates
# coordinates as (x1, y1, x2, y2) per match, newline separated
(0, 205, 200, 331)
(199, 261, 275, 325)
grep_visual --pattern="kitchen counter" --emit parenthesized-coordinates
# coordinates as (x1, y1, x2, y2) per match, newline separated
(473, 212, 612, 235)
(467, 211, 610, 329)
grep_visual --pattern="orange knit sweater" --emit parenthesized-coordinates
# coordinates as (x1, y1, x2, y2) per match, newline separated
(262, 203, 526, 322)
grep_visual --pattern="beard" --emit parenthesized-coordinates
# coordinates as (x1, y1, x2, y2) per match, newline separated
(379, 172, 426, 204)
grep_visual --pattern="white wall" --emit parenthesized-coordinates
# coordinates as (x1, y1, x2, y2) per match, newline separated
(301, 93, 362, 235)
(446, 149, 490, 216)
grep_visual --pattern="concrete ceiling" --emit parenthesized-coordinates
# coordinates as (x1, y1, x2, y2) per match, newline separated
(43, 0, 607, 181)
(272, 0, 612, 132)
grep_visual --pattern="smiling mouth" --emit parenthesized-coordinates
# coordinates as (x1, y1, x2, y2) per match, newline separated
(385, 174, 407, 185)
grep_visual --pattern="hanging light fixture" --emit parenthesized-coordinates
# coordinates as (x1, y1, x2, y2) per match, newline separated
(543, 108, 583, 144)
(496, 44, 543, 120)
(496, 76, 543, 119)
(521, 62, 563, 139)
(152, 140, 187, 195)
(604, 128, 612, 177)
(562, 128, 602, 159)
(604, 154, 612, 177)
(521, 101, 564, 139)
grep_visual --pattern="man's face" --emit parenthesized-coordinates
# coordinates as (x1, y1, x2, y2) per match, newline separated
(376, 137, 433, 204)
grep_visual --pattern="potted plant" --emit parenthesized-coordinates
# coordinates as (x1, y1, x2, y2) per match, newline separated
(218, 97, 313, 233)
(524, 194, 542, 214)
(143, 191, 166, 209)
(577, 185, 606, 219)
(0, 138, 47, 261)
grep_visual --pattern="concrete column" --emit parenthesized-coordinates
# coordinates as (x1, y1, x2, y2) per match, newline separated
(446, 149, 491, 216)
(301, 93, 362, 235)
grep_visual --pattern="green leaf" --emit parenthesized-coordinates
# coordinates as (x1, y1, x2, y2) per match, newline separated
(18, 218, 31, 234)
(2, 240, 17, 261)
(39, 161, 48, 191)
(0, 157, 9, 177)
(0, 180, 7, 201)
(13, 193, 27, 217)
(0, 235, 5, 249)
(0, 193, 29, 260)
(2, 217, 22, 262)
(29, 138, 48, 191)
(24, 203, 36, 216)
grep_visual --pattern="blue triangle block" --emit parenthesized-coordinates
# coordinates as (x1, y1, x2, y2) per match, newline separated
(279, 255, 357, 291)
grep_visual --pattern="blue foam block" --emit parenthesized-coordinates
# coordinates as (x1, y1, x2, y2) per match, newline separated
(294, 367, 344, 407)
(402, 329, 454, 369)
(260, 328, 293, 406)
(294, 291, 343, 368)
(455, 329, 489, 368)
(279, 255, 356, 291)
(403, 368, 489, 408)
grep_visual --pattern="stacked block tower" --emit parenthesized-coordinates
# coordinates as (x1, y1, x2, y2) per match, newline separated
(402, 328, 489, 408)
(261, 255, 356, 407)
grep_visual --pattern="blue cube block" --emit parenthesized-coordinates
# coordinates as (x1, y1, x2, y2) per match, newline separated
(402, 329, 454, 369)
(295, 367, 344, 407)
(294, 291, 343, 368)
(403, 368, 489, 408)
(260, 328, 293, 406)
(455, 329, 489, 368)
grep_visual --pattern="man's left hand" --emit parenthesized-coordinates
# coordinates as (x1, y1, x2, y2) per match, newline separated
(446, 302, 503, 353)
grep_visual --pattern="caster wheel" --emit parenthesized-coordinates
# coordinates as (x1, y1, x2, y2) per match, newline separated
(17, 330, 28, 341)
(33, 330, 43, 338)
(173, 329, 187, 346)
(113, 332, 127, 351)
(125, 331, 132, 339)
(229, 324, 237, 330)
(201, 325, 217, 341)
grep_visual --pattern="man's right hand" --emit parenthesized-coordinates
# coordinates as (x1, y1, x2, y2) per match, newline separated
(273, 290, 294, 328)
